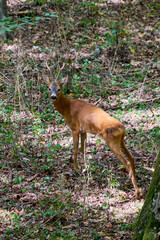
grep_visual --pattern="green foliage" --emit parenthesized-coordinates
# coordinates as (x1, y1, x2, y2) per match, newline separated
(0, 1, 159, 239)
(150, 127, 160, 146)
(33, 0, 46, 4)
(13, 176, 24, 184)
(120, 219, 137, 230)
(26, 0, 53, 5)
(0, 13, 58, 36)
(103, 21, 129, 48)
(0, 17, 37, 35)
(148, 3, 160, 32)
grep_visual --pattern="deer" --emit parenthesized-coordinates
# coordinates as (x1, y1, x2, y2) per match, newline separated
(43, 68, 140, 199)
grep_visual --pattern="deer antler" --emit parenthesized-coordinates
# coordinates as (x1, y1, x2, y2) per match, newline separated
(45, 61, 53, 79)
(55, 62, 65, 83)
(45, 61, 65, 83)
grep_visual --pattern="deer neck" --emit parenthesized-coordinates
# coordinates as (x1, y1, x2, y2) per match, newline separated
(52, 92, 69, 116)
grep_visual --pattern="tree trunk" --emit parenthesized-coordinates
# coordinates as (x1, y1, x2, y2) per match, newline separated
(0, 0, 7, 19)
(132, 151, 160, 240)
(0, 0, 13, 40)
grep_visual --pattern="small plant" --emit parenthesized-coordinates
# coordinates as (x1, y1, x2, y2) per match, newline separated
(13, 176, 24, 184)
(0, 13, 58, 36)
(103, 21, 129, 48)
(119, 218, 137, 230)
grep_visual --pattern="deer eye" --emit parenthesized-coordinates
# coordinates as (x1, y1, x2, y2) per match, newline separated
(57, 89, 61, 92)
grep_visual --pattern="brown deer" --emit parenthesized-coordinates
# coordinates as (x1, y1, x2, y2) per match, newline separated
(44, 73, 140, 199)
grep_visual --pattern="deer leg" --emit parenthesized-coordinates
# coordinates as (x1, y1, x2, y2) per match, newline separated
(81, 133, 87, 168)
(121, 139, 135, 175)
(106, 138, 140, 199)
(72, 131, 79, 171)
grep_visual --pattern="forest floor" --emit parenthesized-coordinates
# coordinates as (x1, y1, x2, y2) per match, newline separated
(0, 0, 160, 239)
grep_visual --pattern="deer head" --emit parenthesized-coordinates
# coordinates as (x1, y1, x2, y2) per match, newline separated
(43, 62, 67, 101)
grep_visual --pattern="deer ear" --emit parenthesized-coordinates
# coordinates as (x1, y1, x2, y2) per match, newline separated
(59, 75, 68, 88)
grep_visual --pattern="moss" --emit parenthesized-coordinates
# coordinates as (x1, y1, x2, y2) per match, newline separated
(143, 230, 158, 240)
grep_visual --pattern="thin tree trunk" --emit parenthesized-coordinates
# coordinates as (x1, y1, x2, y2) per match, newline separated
(0, 0, 13, 40)
(132, 151, 160, 240)
(0, 0, 7, 19)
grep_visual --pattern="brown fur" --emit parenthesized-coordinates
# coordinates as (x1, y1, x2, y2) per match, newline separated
(105, 124, 125, 135)
(45, 76, 140, 199)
